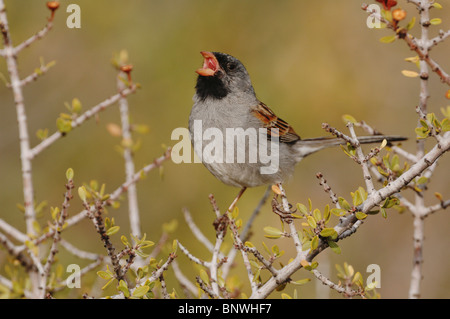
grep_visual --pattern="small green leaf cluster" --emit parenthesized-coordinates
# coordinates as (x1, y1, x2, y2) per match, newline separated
(120, 233, 155, 258)
(96, 232, 160, 298)
(104, 217, 120, 236)
(371, 153, 408, 181)
(296, 200, 340, 254)
(245, 241, 285, 285)
(56, 98, 82, 134)
(415, 110, 450, 139)
(78, 180, 120, 209)
(335, 263, 380, 299)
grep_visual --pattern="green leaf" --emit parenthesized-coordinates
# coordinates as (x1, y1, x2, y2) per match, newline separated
(121, 235, 130, 247)
(132, 285, 150, 298)
(296, 203, 308, 216)
(432, 3, 443, 9)
(441, 118, 450, 132)
(101, 278, 115, 290)
(36, 128, 49, 141)
(106, 225, 120, 236)
(415, 125, 430, 138)
(231, 206, 239, 219)
(328, 240, 341, 254)
(352, 272, 364, 287)
(342, 114, 357, 124)
(417, 176, 428, 185)
(311, 235, 319, 250)
(245, 241, 254, 248)
(381, 207, 388, 219)
(406, 16, 416, 30)
(381, 9, 392, 23)
(65, 168, 74, 181)
(263, 226, 283, 239)
(355, 211, 367, 220)
(97, 270, 112, 280)
(320, 228, 337, 238)
(380, 35, 396, 43)
(323, 205, 331, 224)
(56, 117, 72, 133)
(313, 208, 321, 222)
(51, 207, 60, 221)
(352, 190, 363, 207)
(172, 239, 178, 253)
(330, 208, 346, 216)
(430, 18, 442, 25)
(118, 280, 130, 298)
(78, 186, 87, 202)
(199, 269, 210, 285)
(338, 197, 351, 211)
(71, 98, 82, 114)
(382, 197, 399, 208)
(307, 216, 317, 229)
(402, 70, 419, 78)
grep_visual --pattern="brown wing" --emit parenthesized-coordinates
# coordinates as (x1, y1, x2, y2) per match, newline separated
(251, 102, 301, 143)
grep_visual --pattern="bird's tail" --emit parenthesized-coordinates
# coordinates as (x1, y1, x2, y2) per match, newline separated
(294, 135, 407, 158)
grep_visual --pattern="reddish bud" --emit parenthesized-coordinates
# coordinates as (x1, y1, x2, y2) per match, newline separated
(46, 1, 60, 11)
(392, 8, 407, 21)
(120, 65, 133, 73)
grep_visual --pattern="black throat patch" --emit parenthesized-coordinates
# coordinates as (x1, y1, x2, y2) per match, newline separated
(195, 74, 229, 101)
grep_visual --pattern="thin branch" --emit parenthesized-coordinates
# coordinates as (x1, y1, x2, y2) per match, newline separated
(40, 179, 74, 298)
(59, 239, 101, 261)
(13, 12, 54, 54)
(312, 269, 363, 298)
(226, 190, 258, 294)
(430, 29, 450, 48)
(28, 85, 137, 160)
(15, 149, 171, 254)
(322, 123, 358, 147)
(277, 184, 303, 254)
(316, 173, 340, 207)
(177, 241, 210, 267)
(84, 200, 123, 281)
(348, 123, 376, 195)
(13, 61, 54, 87)
(117, 72, 141, 238)
(0, 231, 35, 272)
(147, 253, 176, 283)
(182, 208, 216, 254)
(0, 0, 36, 237)
(423, 199, 450, 217)
(0, 218, 28, 242)
(221, 186, 271, 280)
(171, 259, 197, 297)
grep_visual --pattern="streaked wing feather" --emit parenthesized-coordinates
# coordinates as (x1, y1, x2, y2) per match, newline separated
(251, 102, 301, 143)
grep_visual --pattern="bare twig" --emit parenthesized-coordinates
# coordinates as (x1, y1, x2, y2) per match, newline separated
(0, 0, 37, 238)
(117, 72, 141, 238)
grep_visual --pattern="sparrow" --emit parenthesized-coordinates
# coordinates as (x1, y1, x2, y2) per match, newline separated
(189, 51, 406, 190)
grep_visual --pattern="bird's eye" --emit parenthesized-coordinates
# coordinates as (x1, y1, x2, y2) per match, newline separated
(227, 62, 237, 71)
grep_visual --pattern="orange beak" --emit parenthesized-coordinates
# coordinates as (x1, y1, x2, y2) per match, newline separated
(196, 51, 220, 76)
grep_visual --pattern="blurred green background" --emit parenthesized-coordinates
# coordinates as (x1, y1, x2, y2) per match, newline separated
(0, 0, 449, 298)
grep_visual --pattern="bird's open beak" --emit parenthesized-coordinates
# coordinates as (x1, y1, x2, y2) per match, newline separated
(196, 51, 219, 76)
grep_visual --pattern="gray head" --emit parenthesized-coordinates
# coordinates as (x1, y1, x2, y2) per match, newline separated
(195, 51, 255, 101)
